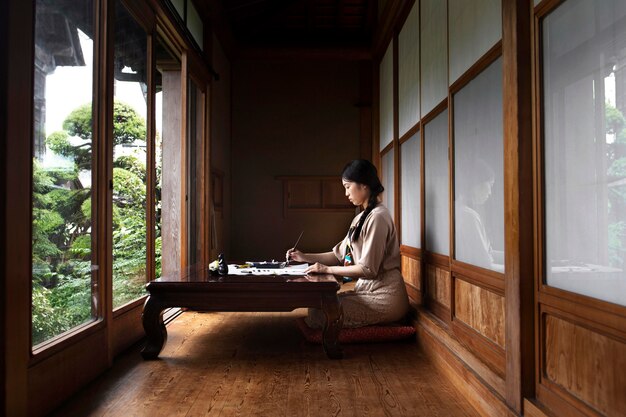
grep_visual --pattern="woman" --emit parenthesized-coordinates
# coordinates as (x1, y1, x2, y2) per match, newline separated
(286, 159, 409, 328)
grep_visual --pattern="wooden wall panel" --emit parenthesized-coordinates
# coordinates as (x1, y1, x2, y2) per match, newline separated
(288, 180, 321, 208)
(544, 315, 626, 417)
(401, 255, 421, 291)
(454, 279, 505, 348)
(427, 264, 450, 308)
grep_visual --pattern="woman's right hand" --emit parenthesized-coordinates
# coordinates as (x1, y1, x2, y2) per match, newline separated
(286, 248, 306, 263)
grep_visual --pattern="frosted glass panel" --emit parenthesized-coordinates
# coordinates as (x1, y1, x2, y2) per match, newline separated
(187, 2, 203, 50)
(454, 58, 504, 272)
(382, 151, 395, 218)
(543, 0, 626, 306)
(421, 0, 448, 116)
(449, 0, 501, 84)
(401, 134, 421, 247)
(425, 110, 449, 256)
(398, 3, 420, 137)
(380, 41, 394, 150)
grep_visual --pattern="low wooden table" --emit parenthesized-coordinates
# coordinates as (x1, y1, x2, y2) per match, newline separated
(141, 267, 344, 359)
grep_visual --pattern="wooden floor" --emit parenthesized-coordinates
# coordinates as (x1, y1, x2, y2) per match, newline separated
(51, 310, 479, 417)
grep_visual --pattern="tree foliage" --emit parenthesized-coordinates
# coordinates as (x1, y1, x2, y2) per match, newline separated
(32, 100, 154, 345)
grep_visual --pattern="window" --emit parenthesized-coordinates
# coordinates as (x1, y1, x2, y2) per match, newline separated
(453, 57, 504, 272)
(112, 0, 148, 308)
(400, 133, 420, 247)
(379, 40, 394, 151)
(424, 109, 449, 255)
(31, 0, 97, 346)
(542, 0, 626, 306)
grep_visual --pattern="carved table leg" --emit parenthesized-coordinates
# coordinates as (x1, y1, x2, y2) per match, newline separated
(141, 295, 167, 360)
(321, 294, 343, 359)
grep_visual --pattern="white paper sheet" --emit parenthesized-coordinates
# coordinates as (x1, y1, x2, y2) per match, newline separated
(227, 263, 309, 276)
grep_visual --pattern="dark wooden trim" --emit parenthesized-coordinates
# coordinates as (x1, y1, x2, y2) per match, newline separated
(421, 98, 448, 125)
(112, 296, 147, 318)
(532, 6, 545, 411)
(424, 251, 450, 269)
(400, 245, 421, 259)
(398, 122, 420, 145)
(534, 0, 563, 18)
(0, 0, 7, 411)
(428, 301, 451, 325)
(539, 283, 626, 320)
(5, 2, 34, 413)
(449, 41, 503, 95)
(502, 0, 535, 412)
(536, 383, 591, 417)
(380, 141, 393, 156)
(538, 292, 626, 337)
(451, 260, 505, 294)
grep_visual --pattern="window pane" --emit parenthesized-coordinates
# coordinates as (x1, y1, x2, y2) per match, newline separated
(425, 109, 450, 255)
(380, 40, 394, 150)
(398, 3, 420, 138)
(382, 151, 395, 219)
(543, 0, 626, 306)
(155, 38, 181, 278)
(112, 1, 148, 308)
(421, 0, 448, 116)
(454, 58, 504, 272)
(401, 134, 420, 248)
(32, 0, 96, 346)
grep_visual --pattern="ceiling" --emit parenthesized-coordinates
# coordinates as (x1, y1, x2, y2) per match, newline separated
(218, 0, 377, 49)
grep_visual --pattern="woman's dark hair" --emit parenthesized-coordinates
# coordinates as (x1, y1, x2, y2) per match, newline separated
(342, 159, 385, 240)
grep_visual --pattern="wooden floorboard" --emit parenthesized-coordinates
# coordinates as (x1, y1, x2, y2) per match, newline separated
(50, 310, 480, 417)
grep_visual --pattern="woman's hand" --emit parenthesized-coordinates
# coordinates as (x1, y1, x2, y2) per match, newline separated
(305, 263, 330, 274)
(286, 248, 306, 263)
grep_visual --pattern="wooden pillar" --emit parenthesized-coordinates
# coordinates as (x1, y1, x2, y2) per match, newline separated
(502, 0, 534, 413)
(161, 70, 183, 276)
(4, 0, 34, 414)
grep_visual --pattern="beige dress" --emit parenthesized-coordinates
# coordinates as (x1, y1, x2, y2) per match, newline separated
(306, 204, 410, 328)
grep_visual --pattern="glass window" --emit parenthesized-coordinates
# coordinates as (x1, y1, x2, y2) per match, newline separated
(112, 1, 148, 308)
(453, 57, 504, 272)
(31, 0, 96, 346)
(543, 0, 626, 306)
(398, 3, 420, 138)
(401, 134, 421, 248)
(420, 0, 448, 117)
(381, 150, 395, 219)
(380, 40, 394, 150)
(425, 109, 450, 255)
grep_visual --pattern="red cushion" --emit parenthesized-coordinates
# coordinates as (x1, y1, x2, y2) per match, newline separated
(295, 317, 415, 344)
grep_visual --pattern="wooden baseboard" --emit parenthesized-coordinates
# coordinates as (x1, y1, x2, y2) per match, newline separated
(414, 308, 517, 417)
(523, 399, 553, 417)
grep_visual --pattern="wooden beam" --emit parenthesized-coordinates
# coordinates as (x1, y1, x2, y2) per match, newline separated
(236, 45, 371, 61)
(502, 0, 535, 413)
